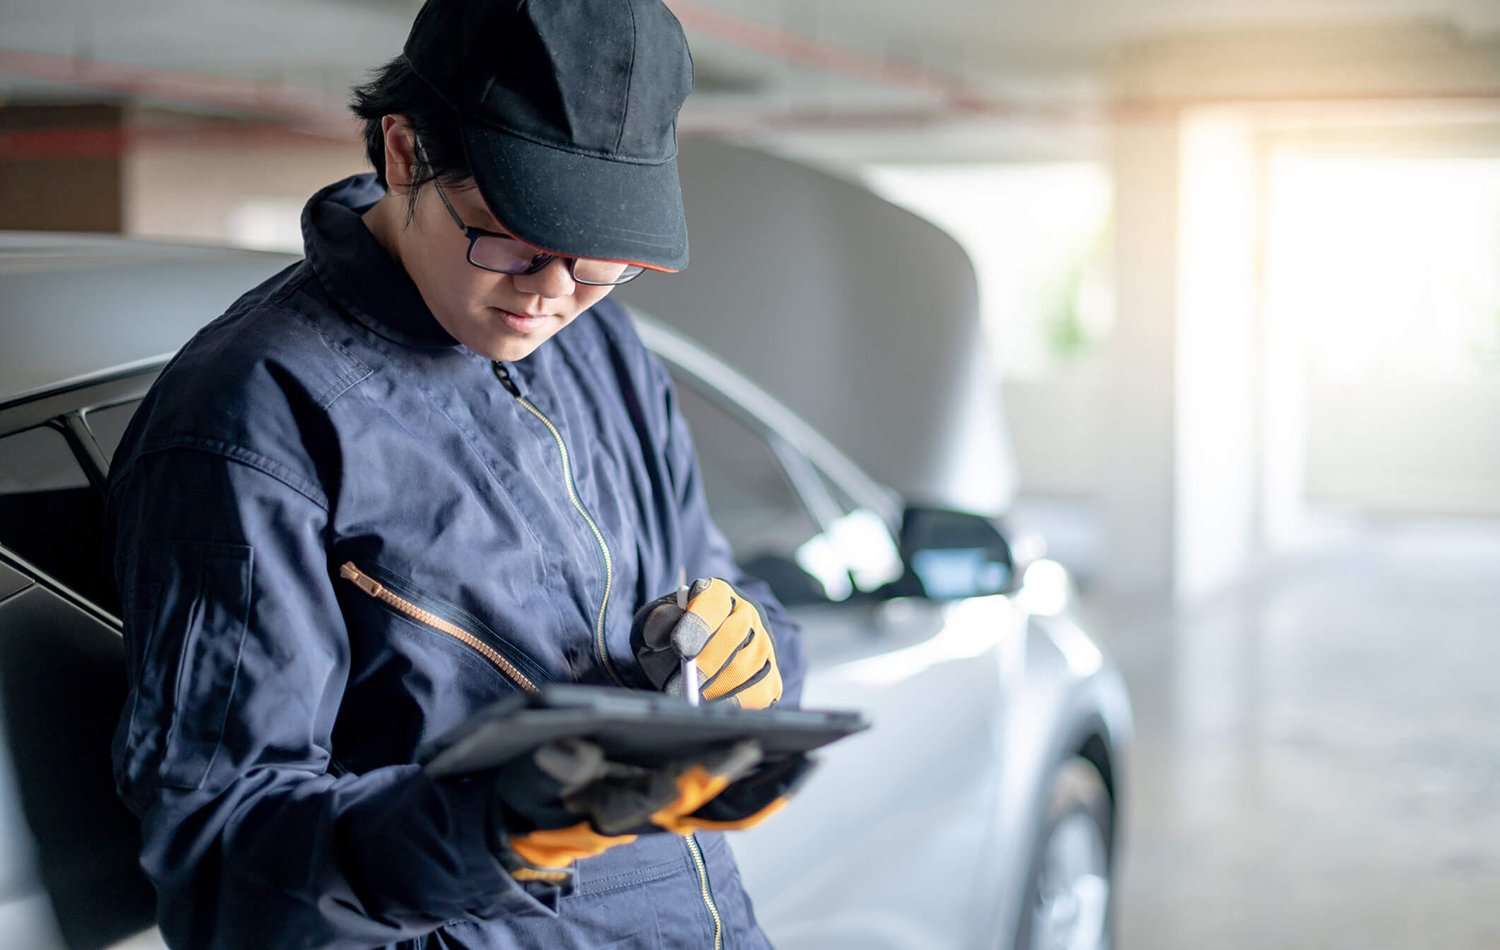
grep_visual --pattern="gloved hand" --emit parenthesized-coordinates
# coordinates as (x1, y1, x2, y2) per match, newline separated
(487, 736, 814, 892)
(631, 577, 784, 708)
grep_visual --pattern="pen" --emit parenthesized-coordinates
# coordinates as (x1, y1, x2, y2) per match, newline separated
(677, 566, 699, 706)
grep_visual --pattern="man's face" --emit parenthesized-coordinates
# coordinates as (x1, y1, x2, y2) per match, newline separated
(396, 178, 617, 362)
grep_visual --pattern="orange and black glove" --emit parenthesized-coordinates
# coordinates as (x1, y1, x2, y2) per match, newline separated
(487, 737, 814, 894)
(631, 577, 784, 708)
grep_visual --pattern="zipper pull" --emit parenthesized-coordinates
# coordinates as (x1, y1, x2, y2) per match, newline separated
(492, 361, 520, 396)
(339, 562, 386, 599)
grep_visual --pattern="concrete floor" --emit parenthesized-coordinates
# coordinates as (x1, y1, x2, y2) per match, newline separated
(1077, 517, 1500, 950)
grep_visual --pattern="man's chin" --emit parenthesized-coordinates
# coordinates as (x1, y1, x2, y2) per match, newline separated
(463, 310, 568, 362)
(475, 334, 548, 363)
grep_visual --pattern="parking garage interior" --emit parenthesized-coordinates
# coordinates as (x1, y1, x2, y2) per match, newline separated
(3, 2, 1500, 948)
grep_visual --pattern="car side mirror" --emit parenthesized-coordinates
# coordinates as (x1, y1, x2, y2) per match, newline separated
(894, 505, 1015, 600)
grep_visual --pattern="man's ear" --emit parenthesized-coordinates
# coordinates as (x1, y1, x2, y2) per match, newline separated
(382, 115, 419, 195)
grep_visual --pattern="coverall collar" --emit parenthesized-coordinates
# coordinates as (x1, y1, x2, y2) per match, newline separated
(302, 172, 463, 351)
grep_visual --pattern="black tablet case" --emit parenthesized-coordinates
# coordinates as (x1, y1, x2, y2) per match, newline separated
(417, 685, 869, 778)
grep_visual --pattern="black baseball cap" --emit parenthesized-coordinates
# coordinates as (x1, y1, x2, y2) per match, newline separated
(402, 0, 693, 272)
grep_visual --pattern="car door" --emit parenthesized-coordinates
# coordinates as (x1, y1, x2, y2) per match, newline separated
(666, 369, 1027, 950)
(0, 417, 160, 950)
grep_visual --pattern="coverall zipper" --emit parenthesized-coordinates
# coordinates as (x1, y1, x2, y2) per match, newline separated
(492, 361, 625, 687)
(685, 833, 724, 950)
(493, 361, 724, 947)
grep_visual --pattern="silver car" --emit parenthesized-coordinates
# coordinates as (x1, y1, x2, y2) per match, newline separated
(0, 233, 1130, 950)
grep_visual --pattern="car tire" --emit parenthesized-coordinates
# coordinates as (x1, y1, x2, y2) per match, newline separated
(1012, 756, 1114, 950)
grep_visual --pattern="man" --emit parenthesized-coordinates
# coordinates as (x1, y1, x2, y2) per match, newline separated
(107, 1, 808, 946)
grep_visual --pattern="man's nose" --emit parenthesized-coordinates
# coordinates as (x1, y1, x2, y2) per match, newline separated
(512, 256, 577, 299)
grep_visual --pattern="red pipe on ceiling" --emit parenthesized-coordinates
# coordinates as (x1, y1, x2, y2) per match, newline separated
(666, 0, 973, 100)
(0, 121, 354, 160)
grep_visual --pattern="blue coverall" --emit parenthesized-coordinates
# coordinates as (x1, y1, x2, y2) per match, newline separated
(107, 171, 806, 949)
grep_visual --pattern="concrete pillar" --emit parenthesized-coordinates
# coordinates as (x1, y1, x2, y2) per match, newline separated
(1099, 115, 1182, 597)
(1099, 110, 1261, 600)
(1174, 112, 1259, 598)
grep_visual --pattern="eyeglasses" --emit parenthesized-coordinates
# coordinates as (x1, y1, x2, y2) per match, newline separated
(422, 159, 645, 287)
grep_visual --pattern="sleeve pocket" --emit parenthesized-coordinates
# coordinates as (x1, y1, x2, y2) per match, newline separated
(151, 540, 255, 791)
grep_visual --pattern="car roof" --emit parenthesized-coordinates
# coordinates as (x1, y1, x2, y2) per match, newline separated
(0, 232, 299, 407)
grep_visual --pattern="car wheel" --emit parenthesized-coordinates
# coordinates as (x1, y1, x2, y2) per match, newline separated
(1014, 757, 1114, 950)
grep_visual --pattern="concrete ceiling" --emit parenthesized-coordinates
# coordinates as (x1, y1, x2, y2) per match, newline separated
(2, 0, 1498, 160)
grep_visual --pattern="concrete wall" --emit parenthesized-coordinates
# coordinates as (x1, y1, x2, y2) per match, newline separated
(123, 112, 364, 248)
(1305, 380, 1500, 516)
(0, 104, 125, 233)
(1003, 367, 1105, 498)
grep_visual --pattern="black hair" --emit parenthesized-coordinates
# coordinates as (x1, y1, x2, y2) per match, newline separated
(348, 54, 471, 226)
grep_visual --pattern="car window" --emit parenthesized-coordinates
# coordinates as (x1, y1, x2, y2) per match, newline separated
(810, 465, 861, 519)
(85, 399, 143, 464)
(0, 425, 118, 615)
(669, 373, 854, 605)
(800, 462, 904, 595)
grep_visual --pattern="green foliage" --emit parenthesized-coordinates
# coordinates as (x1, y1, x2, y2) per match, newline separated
(1040, 215, 1112, 364)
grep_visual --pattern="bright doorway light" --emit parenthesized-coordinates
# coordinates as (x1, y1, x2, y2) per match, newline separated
(1265, 151, 1500, 517)
(1267, 154, 1500, 385)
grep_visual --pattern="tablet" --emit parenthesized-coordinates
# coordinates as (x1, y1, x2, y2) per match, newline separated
(417, 685, 869, 779)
